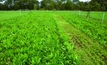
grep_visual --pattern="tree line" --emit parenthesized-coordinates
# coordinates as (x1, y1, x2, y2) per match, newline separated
(0, 0, 107, 11)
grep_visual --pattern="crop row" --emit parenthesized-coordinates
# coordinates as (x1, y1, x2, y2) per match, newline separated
(60, 12, 107, 46)
(0, 13, 77, 65)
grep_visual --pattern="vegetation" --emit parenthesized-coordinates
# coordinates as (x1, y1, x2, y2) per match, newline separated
(0, 0, 107, 11)
(0, 0, 107, 64)
(0, 11, 107, 65)
(0, 11, 79, 65)
(55, 12, 107, 65)
(0, 11, 28, 21)
(59, 12, 107, 46)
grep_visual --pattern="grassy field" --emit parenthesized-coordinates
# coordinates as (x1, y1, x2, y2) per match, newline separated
(0, 11, 107, 65)
(0, 11, 29, 21)
(71, 11, 107, 23)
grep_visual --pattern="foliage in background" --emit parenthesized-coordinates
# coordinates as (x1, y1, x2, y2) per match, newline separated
(0, 0, 107, 11)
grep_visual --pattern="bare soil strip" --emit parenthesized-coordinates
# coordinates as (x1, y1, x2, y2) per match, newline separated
(55, 14, 107, 65)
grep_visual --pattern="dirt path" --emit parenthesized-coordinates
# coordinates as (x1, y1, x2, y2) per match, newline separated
(55, 14, 107, 65)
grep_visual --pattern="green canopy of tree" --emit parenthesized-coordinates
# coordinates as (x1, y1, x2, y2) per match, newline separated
(0, 0, 107, 11)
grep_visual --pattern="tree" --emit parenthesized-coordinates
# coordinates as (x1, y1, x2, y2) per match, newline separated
(91, 0, 107, 11)
(57, 1, 63, 10)
(27, 0, 36, 10)
(14, 1, 19, 10)
(0, 3, 2, 10)
(0, 0, 106, 11)
(65, 0, 73, 10)
(41, 0, 47, 10)
(89, 1, 100, 11)
(78, 2, 84, 10)
(34, 1, 39, 10)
